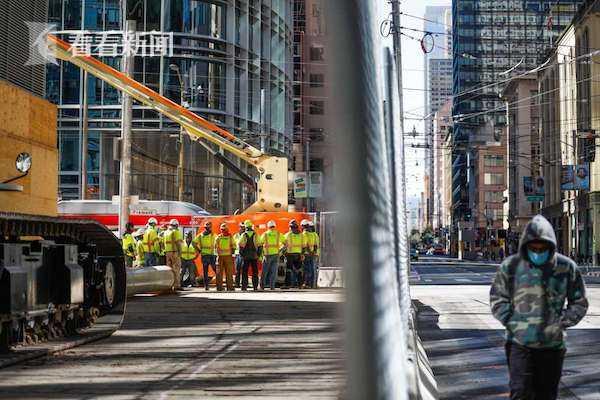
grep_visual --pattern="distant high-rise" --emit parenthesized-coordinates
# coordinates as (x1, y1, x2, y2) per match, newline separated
(423, 6, 452, 228)
(451, 0, 585, 226)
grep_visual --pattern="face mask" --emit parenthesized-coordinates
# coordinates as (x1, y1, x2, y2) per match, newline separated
(528, 249, 550, 266)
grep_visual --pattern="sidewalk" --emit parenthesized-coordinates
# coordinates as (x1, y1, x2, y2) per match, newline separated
(412, 285, 600, 399)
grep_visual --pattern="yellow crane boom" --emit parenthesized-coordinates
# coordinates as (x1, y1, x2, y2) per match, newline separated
(47, 34, 288, 213)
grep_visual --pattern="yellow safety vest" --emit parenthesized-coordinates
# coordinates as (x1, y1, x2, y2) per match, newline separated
(136, 240, 145, 264)
(142, 227, 159, 253)
(122, 233, 135, 257)
(163, 228, 183, 252)
(261, 230, 281, 256)
(194, 232, 216, 255)
(181, 242, 197, 260)
(215, 234, 234, 256)
(284, 232, 304, 254)
(233, 232, 242, 255)
(303, 231, 320, 255)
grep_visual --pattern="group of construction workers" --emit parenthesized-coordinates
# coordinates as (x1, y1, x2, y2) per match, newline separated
(121, 217, 320, 292)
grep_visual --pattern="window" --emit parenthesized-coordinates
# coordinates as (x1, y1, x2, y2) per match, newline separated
(309, 101, 324, 115)
(310, 158, 324, 172)
(484, 155, 503, 167)
(484, 173, 503, 185)
(309, 73, 324, 88)
(484, 191, 504, 202)
(310, 46, 324, 61)
(490, 209, 504, 222)
(309, 128, 325, 142)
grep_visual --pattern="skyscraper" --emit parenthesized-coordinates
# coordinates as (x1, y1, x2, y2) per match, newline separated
(423, 6, 452, 228)
(47, 0, 293, 214)
(452, 0, 584, 231)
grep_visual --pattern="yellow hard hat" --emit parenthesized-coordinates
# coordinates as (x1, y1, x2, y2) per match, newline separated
(244, 219, 253, 228)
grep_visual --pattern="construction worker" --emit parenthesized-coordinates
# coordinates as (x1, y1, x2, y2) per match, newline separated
(122, 222, 136, 269)
(193, 221, 216, 290)
(260, 220, 282, 290)
(303, 220, 320, 289)
(157, 223, 168, 265)
(283, 219, 306, 289)
(233, 222, 245, 288)
(163, 219, 183, 291)
(133, 227, 145, 268)
(181, 231, 198, 287)
(142, 217, 159, 267)
(214, 223, 235, 291)
(238, 219, 259, 291)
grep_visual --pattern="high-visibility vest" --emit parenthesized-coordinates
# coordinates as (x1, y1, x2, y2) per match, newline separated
(194, 232, 215, 255)
(136, 240, 145, 264)
(284, 232, 304, 254)
(142, 227, 159, 253)
(233, 232, 242, 255)
(181, 242, 197, 260)
(215, 234, 234, 256)
(261, 230, 281, 256)
(122, 233, 135, 257)
(302, 231, 320, 255)
(163, 228, 183, 252)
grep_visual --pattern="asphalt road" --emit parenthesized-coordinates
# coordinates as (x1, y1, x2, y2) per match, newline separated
(412, 256, 600, 400)
(0, 290, 345, 400)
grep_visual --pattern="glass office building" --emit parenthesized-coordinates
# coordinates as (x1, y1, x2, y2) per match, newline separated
(47, 0, 293, 214)
(451, 0, 584, 222)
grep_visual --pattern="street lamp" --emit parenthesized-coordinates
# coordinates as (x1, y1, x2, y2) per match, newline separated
(169, 63, 186, 202)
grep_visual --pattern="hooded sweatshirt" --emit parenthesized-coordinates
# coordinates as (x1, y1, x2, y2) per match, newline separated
(490, 215, 588, 348)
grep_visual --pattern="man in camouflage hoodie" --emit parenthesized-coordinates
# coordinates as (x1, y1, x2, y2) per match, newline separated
(490, 215, 588, 399)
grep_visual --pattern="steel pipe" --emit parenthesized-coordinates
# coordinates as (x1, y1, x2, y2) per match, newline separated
(126, 266, 175, 297)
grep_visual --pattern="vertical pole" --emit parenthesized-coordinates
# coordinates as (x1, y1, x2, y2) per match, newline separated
(119, 19, 135, 235)
(260, 88, 267, 152)
(178, 127, 184, 201)
(178, 79, 185, 201)
(81, 70, 89, 199)
(305, 139, 311, 211)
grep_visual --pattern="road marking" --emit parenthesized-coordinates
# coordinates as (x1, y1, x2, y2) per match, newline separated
(455, 278, 471, 282)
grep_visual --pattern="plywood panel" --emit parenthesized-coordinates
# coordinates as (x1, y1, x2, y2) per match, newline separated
(0, 80, 58, 217)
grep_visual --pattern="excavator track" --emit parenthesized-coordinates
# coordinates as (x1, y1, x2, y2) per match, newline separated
(0, 213, 126, 368)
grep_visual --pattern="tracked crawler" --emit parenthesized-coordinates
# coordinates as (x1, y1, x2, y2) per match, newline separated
(0, 213, 126, 362)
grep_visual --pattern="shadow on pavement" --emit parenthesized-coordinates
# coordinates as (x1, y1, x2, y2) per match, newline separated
(414, 300, 600, 400)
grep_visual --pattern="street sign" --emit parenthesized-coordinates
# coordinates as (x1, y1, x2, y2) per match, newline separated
(523, 176, 544, 202)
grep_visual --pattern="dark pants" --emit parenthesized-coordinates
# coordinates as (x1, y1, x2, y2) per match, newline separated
(285, 254, 303, 287)
(181, 259, 197, 287)
(303, 255, 316, 288)
(201, 255, 216, 290)
(505, 341, 565, 400)
(242, 258, 258, 290)
(235, 254, 243, 287)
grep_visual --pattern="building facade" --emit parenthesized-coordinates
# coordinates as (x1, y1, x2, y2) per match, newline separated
(291, 0, 331, 212)
(451, 0, 584, 236)
(423, 6, 452, 227)
(502, 76, 540, 251)
(432, 99, 452, 234)
(47, 0, 293, 214)
(539, 0, 600, 262)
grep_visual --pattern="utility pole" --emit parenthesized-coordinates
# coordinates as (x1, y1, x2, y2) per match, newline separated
(169, 63, 185, 202)
(119, 19, 135, 235)
(81, 70, 89, 199)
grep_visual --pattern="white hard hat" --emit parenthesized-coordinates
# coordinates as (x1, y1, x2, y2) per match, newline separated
(267, 220, 276, 228)
(148, 217, 158, 225)
(300, 219, 310, 226)
(170, 218, 179, 226)
(133, 228, 145, 238)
